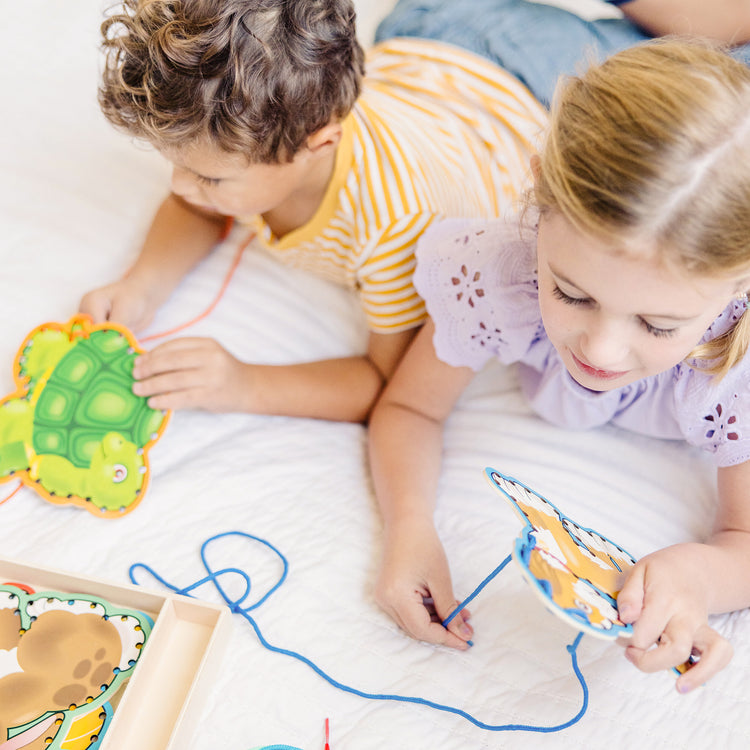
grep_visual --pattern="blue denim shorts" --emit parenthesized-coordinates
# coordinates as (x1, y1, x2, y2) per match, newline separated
(375, 0, 750, 106)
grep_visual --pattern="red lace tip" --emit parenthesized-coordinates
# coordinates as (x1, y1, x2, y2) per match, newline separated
(324, 717, 330, 749)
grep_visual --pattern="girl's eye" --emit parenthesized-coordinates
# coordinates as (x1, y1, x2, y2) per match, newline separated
(552, 285, 590, 306)
(553, 283, 678, 338)
(196, 174, 221, 187)
(641, 320, 677, 338)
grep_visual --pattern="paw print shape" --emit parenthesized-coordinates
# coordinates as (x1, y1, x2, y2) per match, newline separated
(0, 585, 150, 749)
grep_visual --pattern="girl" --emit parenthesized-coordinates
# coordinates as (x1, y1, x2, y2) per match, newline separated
(368, 38, 750, 693)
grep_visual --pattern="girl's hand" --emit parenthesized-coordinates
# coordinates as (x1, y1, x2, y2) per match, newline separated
(616, 543, 733, 693)
(375, 516, 473, 649)
(132, 337, 251, 412)
(79, 278, 161, 333)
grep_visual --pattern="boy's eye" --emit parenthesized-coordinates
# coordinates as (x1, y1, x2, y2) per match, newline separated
(195, 174, 221, 187)
(552, 285, 590, 306)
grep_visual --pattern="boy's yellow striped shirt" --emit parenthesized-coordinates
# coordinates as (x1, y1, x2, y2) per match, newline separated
(245, 38, 547, 333)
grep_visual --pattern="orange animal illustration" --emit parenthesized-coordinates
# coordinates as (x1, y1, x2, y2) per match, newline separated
(486, 468, 697, 675)
(485, 469, 636, 638)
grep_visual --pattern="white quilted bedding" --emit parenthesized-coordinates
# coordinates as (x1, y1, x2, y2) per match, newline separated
(2, 3, 750, 749)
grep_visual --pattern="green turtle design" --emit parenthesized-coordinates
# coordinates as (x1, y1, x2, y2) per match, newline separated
(0, 315, 169, 516)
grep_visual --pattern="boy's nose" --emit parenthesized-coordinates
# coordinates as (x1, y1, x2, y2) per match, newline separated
(170, 166, 194, 198)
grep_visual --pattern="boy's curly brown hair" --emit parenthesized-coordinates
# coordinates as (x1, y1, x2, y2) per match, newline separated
(99, 0, 365, 163)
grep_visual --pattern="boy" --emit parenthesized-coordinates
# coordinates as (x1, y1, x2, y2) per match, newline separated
(80, 0, 546, 422)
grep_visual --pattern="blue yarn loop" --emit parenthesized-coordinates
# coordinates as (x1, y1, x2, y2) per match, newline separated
(129, 531, 589, 733)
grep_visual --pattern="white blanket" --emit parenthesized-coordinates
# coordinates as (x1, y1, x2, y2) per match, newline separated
(2, 3, 749, 749)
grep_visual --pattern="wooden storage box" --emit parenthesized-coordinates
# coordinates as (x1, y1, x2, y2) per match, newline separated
(0, 557, 232, 750)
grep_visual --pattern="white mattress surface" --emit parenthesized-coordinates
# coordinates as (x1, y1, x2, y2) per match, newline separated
(1, 3, 749, 749)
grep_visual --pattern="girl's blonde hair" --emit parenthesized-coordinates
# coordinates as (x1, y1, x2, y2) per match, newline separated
(534, 38, 750, 377)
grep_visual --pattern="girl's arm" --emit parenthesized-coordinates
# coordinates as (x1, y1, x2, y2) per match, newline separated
(616, 459, 750, 692)
(368, 319, 476, 647)
(617, 0, 750, 44)
(709, 460, 750, 608)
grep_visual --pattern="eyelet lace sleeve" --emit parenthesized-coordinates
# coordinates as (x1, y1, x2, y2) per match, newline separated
(413, 217, 541, 371)
(674, 299, 750, 467)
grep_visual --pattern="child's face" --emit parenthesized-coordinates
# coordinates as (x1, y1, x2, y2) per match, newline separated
(162, 138, 332, 220)
(536, 211, 742, 392)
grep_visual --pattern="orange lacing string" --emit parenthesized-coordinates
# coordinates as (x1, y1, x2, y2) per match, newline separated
(0, 481, 23, 507)
(140, 223, 255, 344)
(0, 222, 255, 508)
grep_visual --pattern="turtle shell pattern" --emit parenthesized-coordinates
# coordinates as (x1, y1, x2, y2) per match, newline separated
(30, 329, 164, 466)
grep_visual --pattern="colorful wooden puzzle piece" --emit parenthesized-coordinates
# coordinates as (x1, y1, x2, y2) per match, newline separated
(485, 468, 696, 675)
(486, 468, 637, 639)
(0, 315, 169, 517)
(0, 583, 151, 749)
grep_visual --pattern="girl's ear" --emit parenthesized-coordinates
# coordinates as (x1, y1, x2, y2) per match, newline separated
(530, 154, 542, 182)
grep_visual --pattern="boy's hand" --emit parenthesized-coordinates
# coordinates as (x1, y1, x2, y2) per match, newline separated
(132, 337, 250, 412)
(616, 543, 733, 693)
(79, 278, 160, 333)
(375, 516, 473, 650)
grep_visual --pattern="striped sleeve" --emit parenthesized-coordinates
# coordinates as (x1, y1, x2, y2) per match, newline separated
(350, 40, 547, 333)
(356, 213, 439, 331)
(245, 39, 548, 335)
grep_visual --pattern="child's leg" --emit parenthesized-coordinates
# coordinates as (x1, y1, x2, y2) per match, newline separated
(733, 43, 750, 66)
(376, 0, 750, 105)
(374, 0, 650, 106)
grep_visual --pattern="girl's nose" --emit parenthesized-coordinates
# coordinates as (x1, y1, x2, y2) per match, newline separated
(578, 318, 629, 371)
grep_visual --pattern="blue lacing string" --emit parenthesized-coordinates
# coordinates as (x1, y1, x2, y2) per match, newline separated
(129, 531, 589, 733)
(442, 554, 513, 631)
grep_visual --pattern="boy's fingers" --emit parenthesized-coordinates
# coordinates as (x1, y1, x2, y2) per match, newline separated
(144, 388, 209, 411)
(79, 292, 111, 324)
(132, 370, 198, 397)
(132, 372, 218, 411)
(134, 347, 204, 379)
(108, 299, 135, 327)
(145, 336, 209, 354)
(134, 338, 224, 378)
